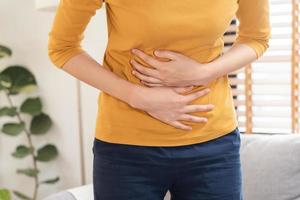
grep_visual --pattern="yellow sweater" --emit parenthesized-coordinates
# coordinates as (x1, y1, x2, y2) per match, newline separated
(48, 0, 271, 146)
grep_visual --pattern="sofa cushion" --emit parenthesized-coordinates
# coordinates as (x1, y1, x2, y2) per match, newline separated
(67, 184, 93, 200)
(240, 133, 300, 200)
(42, 185, 93, 200)
(43, 191, 76, 200)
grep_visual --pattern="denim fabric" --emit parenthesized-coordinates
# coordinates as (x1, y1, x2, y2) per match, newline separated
(92, 127, 243, 200)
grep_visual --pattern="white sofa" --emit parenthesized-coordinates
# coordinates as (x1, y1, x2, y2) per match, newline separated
(44, 133, 300, 200)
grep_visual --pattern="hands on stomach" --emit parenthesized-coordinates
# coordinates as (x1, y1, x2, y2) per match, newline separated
(128, 85, 214, 131)
(128, 48, 215, 131)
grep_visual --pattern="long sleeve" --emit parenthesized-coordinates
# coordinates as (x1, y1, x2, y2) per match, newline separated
(233, 0, 271, 59)
(48, 0, 104, 68)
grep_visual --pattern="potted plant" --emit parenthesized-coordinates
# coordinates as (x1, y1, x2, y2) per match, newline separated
(0, 44, 59, 200)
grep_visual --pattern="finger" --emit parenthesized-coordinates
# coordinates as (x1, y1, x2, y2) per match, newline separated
(181, 104, 214, 113)
(183, 88, 210, 103)
(169, 121, 192, 131)
(141, 81, 165, 87)
(131, 48, 161, 67)
(172, 86, 195, 94)
(130, 59, 161, 78)
(177, 114, 208, 123)
(132, 69, 162, 84)
(154, 50, 182, 60)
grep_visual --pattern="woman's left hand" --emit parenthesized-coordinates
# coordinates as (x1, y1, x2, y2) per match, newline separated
(130, 48, 214, 88)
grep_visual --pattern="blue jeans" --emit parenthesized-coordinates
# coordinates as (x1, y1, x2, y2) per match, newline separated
(92, 127, 243, 200)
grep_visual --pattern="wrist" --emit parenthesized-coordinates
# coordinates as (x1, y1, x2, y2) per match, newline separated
(126, 84, 145, 109)
(205, 62, 219, 80)
(193, 63, 218, 86)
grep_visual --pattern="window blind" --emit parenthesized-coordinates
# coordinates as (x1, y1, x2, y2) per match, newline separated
(222, 0, 299, 134)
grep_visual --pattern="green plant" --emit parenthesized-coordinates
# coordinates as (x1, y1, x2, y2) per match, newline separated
(0, 45, 60, 200)
(0, 189, 11, 200)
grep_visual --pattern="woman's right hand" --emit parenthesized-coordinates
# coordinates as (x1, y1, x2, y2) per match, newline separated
(128, 85, 214, 131)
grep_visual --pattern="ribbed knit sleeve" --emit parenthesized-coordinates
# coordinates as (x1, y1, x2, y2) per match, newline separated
(233, 0, 272, 59)
(47, 0, 104, 68)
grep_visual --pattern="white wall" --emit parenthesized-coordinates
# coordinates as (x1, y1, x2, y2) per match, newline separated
(0, 0, 107, 198)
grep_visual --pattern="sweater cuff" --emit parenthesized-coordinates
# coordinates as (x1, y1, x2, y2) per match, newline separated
(233, 36, 270, 59)
(48, 47, 86, 69)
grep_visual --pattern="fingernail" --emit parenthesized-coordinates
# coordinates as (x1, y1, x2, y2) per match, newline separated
(131, 49, 137, 53)
(154, 50, 160, 55)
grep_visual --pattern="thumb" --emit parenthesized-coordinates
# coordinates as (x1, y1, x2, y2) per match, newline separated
(172, 86, 195, 94)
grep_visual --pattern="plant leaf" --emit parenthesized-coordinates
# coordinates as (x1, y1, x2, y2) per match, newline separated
(18, 85, 37, 94)
(11, 145, 33, 158)
(0, 73, 12, 89)
(0, 45, 12, 58)
(40, 176, 60, 184)
(16, 168, 39, 177)
(0, 66, 37, 95)
(20, 97, 42, 116)
(12, 190, 32, 200)
(30, 113, 52, 135)
(35, 144, 58, 162)
(0, 188, 11, 200)
(0, 107, 17, 117)
(1, 121, 25, 136)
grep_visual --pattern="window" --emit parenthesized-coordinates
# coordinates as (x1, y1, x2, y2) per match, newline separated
(223, 0, 299, 134)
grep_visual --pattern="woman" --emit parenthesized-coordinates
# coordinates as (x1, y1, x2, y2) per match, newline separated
(48, 0, 270, 199)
